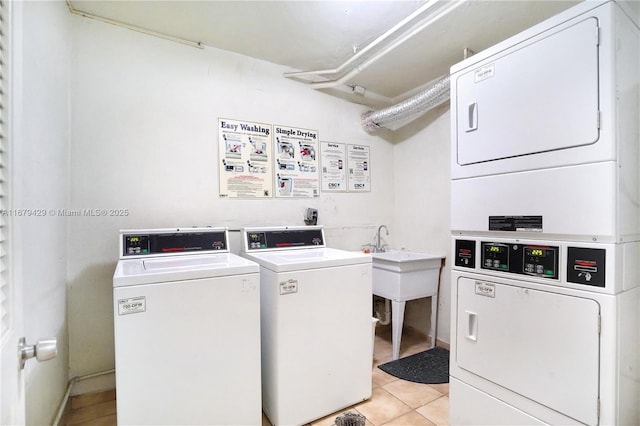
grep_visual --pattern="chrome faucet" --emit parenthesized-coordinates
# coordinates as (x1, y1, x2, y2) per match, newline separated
(375, 225, 389, 252)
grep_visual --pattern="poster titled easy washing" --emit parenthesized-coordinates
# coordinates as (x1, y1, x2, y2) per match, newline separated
(218, 118, 274, 198)
(273, 125, 320, 198)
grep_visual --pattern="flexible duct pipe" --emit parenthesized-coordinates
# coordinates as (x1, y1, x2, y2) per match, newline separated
(361, 75, 450, 132)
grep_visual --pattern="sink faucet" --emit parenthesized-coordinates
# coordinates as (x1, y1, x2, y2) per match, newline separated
(375, 225, 389, 252)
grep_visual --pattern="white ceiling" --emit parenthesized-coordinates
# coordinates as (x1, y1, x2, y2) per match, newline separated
(67, 0, 581, 107)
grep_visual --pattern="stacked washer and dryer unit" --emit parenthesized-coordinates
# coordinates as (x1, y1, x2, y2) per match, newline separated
(449, 1, 639, 425)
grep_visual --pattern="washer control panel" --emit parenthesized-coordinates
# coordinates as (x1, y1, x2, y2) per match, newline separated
(121, 228, 228, 257)
(244, 226, 325, 251)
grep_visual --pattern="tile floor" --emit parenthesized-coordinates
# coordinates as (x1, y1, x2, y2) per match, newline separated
(66, 325, 448, 426)
(302, 325, 449, 426)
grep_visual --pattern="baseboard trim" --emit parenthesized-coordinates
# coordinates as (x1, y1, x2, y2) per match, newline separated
(436, 338, 450, 350)
(70, 371, 116, 396)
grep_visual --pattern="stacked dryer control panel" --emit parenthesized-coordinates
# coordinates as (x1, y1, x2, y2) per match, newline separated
(449, 1, 639, 425)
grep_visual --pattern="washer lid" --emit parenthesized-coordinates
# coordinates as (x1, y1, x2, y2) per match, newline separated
(113, 253, 259, 287)
(241, 247, 371, 272)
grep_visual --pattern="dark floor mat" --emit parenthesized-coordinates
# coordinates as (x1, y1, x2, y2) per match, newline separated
(378, 347, 449, 384)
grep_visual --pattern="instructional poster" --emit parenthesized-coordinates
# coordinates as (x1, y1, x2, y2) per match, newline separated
(320, 142, 347, 192)
(218, 118, 273, 198)
(347, 144, 371, 192)
(273, 125, 320, 198)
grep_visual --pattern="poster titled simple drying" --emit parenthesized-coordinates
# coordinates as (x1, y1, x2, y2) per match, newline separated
(273, 125, 320, 198)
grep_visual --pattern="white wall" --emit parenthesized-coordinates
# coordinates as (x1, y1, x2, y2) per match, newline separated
(68, 16, 395, 378)
(391, 105, 451, 344)
(17, 1, 70, 424)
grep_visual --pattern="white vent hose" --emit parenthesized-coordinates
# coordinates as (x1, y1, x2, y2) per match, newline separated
(361, 75, 450, 132)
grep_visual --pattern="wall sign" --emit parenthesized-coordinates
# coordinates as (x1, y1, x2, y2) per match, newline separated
(218, 118, 273, 198)
(273, 125, 320, 198)
(320, 142, 347, 192)
(347, 144, 371, 192)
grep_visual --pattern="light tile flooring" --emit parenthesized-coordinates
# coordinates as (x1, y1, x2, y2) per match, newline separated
(303, 325, 449, 426)
(66, 325, 448, 426)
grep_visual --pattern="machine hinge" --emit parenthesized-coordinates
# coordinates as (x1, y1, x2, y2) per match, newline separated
(597, 111, 601, 129)
(598, 314, 602, 335)
(597, 398, 601, 420)
(596, 26, 601, 45)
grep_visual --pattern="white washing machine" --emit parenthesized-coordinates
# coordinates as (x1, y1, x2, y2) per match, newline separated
(113, 227, 261, 425)
(241, 226, 372, 426)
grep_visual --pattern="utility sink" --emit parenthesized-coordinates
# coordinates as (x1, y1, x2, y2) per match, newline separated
(372, 250, 444, 360)
(371, 250, 442, 274)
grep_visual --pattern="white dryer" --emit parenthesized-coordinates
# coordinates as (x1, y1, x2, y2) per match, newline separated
(113, 227, 261, 425)
(449, 1, 640, 424)
(241, 226, 372, 426)
(450, 0, 639, 242)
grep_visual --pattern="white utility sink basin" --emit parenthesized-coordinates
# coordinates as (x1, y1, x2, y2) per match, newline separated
(372, 250, 444, 360)
(371, 250, 442, 273)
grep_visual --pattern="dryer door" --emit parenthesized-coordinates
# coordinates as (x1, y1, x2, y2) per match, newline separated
(454, 17, 599, 166)
(455, 276, 600, 425)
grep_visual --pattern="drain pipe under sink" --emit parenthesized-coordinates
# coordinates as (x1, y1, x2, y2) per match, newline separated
(374, 297, 391, 326)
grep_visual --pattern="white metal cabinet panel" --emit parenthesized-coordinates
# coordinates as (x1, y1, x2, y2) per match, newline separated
(450, 162, 617, 240)
(450, 378, 549, 426)
(616, 5, 640, 242)
(113, 274, 261, 425)
(456, 277, 600, 425)
(455, 17, 599, 166)
(258, 264, 372, 426)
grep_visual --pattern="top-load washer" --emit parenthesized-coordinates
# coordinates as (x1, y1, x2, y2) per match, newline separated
(241, 225, 372, 426)
(113, 227, 261, 425)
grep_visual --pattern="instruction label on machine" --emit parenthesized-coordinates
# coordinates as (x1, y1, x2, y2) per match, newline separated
(474, 64, 495, 83)
(489, 216, 543, 232)
(279, 279, 298, 295)
(118, 296, 146, 315)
